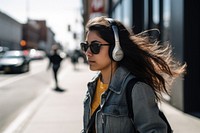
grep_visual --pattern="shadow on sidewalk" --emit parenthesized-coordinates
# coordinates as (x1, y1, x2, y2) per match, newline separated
(53, 86, 66, 93)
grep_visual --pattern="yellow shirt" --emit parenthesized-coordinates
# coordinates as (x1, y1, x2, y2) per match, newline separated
(91, 78, 108, 115)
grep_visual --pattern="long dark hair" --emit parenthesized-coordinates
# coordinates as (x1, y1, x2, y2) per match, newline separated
(86, 16, 186, 101)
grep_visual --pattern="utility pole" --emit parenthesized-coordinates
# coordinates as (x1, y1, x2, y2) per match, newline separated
(26, 0, 30, 21)
(26, 0, 30, 50)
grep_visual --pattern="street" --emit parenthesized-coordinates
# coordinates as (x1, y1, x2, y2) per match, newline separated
(0, 58, 51, 132)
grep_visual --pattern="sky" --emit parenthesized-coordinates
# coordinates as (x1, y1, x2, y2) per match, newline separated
(0, 0, 82, 49)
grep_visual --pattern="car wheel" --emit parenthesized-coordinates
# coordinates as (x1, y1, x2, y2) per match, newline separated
(22, 63, 29, 73)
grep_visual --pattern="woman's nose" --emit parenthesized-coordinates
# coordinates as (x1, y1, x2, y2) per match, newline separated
(85, 48, 92, 56)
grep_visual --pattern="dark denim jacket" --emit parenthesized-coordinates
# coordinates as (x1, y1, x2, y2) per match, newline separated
(82, 67, 167, 133)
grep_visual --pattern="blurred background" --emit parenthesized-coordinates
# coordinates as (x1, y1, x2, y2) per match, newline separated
(0, 0, 199, 132)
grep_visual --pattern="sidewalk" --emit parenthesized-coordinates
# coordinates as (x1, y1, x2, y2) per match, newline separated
(161, 102, 200, 133)
(3, 60, 200, 133)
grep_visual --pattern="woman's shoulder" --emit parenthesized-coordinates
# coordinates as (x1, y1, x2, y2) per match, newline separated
(131, 80, 156, 100)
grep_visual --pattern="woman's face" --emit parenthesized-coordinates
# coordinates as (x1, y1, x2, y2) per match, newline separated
(85, 31, 112, 72)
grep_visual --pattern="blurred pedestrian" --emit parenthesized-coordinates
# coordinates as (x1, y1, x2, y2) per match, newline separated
(70, 49, 79, 70)
(47, 45, 64, 91)
(80, 16, 186, 133)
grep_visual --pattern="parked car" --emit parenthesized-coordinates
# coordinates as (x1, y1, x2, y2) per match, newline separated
(0, 50, 30, 73)
(0, 46, 9, 58)
(28, 49, 46, 60)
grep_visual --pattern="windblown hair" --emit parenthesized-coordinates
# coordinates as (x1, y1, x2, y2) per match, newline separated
(86, 16, 186, 101)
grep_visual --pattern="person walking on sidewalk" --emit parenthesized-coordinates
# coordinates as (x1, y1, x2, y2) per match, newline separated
(80, 16, 186, 133)
(70, 49, 80, 70)
(47, 44, 63, 91)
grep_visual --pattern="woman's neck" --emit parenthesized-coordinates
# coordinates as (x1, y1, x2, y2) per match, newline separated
(100, 62, 117, 84)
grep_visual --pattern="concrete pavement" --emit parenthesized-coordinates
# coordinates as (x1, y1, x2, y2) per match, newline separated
(3, 59, 200, 133)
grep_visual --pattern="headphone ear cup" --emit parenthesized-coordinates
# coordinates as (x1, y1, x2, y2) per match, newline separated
(112, 45, 124, 61)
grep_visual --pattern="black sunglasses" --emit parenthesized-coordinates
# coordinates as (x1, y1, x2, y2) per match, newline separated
(80, 42, 110, 54)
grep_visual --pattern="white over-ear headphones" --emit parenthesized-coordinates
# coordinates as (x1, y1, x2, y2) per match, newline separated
(106, 18, 124, 61)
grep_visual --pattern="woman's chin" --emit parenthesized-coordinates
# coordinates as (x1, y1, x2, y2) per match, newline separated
(89, 66, 98, 71)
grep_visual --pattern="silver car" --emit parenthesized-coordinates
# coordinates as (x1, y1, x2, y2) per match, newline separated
(0, 50, 30, 73)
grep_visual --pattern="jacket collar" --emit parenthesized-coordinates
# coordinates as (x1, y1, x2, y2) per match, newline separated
(88, 67, 133, 95)
(109, 66, 132, 94)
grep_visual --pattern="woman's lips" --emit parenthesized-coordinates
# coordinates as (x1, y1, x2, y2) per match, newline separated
(88, 60, 95, 64)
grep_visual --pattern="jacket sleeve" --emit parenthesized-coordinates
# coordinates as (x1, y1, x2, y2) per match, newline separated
(131, 82, 168, 133)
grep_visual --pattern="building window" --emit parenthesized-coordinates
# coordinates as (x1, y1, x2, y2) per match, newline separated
(112, 3, 122, 21)
(153, 0, 160, 24)
(122, 0, 132, 27)
(163, 0, 171, 28)
(144, 0, 149, 29)
(163, 0, 171, 41)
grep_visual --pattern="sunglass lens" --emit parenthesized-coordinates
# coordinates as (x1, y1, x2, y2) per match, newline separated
(80, 43, 88, 52)
(80, 42, 101, 54)
(90, 43, 100, 54)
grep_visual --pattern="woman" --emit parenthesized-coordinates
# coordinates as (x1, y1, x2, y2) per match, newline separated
(80, 16, 186, 133)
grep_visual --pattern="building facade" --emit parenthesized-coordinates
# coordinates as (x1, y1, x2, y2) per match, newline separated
(0, 11, 56, 53)
(22, 19, 56, 53)
(0, 11, 22, 50)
